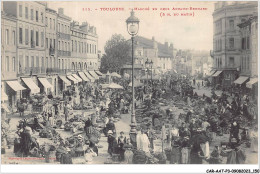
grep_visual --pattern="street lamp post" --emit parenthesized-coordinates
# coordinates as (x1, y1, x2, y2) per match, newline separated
(150, 60, 153, 82)
(126, 10, 140, 148)
(145, 58, 149, 86)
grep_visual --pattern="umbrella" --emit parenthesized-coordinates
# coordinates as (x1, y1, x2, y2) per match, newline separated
(129, 80, 144, 87)
(110, 72, 121, 78)
(108, 83, 123, 89)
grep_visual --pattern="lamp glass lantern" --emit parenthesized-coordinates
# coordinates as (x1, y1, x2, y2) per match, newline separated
(126, 10, 140, 36)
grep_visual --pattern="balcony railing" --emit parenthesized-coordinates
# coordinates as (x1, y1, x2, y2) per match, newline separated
(18, 67, 46, 76)
(57, 50, 71, 57)
(57, 32, 71, 40)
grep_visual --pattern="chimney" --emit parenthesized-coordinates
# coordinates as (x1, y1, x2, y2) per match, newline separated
(58, 8, 64, 15)
(170, 43, 174, 49)
(165, 42, 169, 48)
(152, 36, 155, 41)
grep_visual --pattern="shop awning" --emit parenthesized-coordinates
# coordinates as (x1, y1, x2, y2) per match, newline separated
(6, 80, 26, 91)
(95, 70, 104, 76)
(1, 90, 8, 101)
(78, 72, 89, 82)
(38, 78, 53, 89)
(210, 71, 216, 76)
(21, 78, 40, 94)
(233, 76, 249, 85)
(1, 103, 10, 113)
(72, 74, 83, 82)
(59, 76, 71, 86)
(212, 71, 223, 77)
(88, 71, 99, 79)
(67, 75, 78, 83)
(246, 78, 258, 88)
(84, 72, 95, 82)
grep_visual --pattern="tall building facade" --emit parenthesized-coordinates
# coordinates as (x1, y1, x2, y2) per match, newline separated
(1, 3, 100, 110)
(211, 1, 258, 87)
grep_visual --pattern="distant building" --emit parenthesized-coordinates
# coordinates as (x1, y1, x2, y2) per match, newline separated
(127, 36, 176, 79)
(238, 14, 258, 98)
(211, 1, 258, 87)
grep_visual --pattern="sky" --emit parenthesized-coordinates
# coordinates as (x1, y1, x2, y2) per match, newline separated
(48, 1, 215, 53)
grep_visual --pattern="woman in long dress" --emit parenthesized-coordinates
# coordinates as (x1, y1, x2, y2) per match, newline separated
(141, 130, 150, 153)
(250, 127, 258, 152)
(123, 138, 134, 164)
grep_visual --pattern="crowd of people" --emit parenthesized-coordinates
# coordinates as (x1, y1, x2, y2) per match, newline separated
(1, 74, 258, 165)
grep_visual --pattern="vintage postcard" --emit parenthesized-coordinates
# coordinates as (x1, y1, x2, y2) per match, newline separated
(1, 0, 259, 173)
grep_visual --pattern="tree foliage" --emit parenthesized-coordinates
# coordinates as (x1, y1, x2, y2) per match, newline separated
(100, 34, 131, 73)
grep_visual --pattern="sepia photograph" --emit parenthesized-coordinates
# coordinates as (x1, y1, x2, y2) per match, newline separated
(0, 0, 259, 171)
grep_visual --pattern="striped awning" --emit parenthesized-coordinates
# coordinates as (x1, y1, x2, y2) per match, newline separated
(95, 70, 104, 76)
(212, 71, 223, 77)
(78, 72, 89, 82)
(59, 76, 71, 86)
(6, 81, 26, 91)
(84, 71, 95, 82)
(246, 78, 258, 88)
(38, 78, 54, 91)
(233, 76, 249, 85)
(72, 74, 83, 82)
(67, 75, 78, 83)
(88, 71, 99, 79)
(22, 78, 40, 94)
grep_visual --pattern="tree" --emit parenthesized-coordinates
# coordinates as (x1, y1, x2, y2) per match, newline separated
(100, 34, 131, 73)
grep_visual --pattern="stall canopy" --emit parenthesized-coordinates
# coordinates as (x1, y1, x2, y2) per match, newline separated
(110, 72, 121, 78)
(6, 80, 26, 91)
(108, 83, 124, 89)
(212, 71, 223, 77)
(95, 70, 104, 76)
(233, 76, 249, 85)
(38, 78, 53, 91)
(21, 78, 40, 94)
(78, 72, 89, 82)
(59, 76, 71, 86)
(72, 74, 83, 82)
(129, 80, 144, 87)
(246, 78, 258, 88)
(84, 72, 95, 82)
(88, 71, 99, 79)
(67, 75, 78, 83)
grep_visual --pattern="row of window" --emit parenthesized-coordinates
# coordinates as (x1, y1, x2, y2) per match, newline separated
(241, 56, 250, 71)
(19, 5, 44, 23)
(46, 17, 56, 31)
(71, 40, 97, 54)
(215, 57, 222, 68)
(19, 27, 44, 47)
(4, 29, 16, 45)
(241, 37, 250, 50)
(4, 56, 16, 72)
(58, 59, 97, 70)
(58, 23, 70, 34)
(19, 56, 55, 69)
(58, 41, 70, 51)
(46, 38, 56, 49)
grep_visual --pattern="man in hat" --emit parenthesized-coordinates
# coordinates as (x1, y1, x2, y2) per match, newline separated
(220, 138, 246, 164)
(230, 121, 240, 143)
(107, 130, 117, 156)
(105, 119, 115, 136)
(181, 136, 191, 164)
(118, 131, 126, 161)
(60, 147, 73, 164)
(20, 127, 33, 157)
